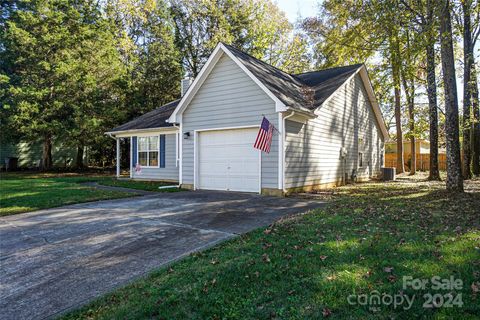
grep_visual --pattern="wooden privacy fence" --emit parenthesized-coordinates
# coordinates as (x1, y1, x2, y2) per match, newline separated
(385, 153, 447, 171)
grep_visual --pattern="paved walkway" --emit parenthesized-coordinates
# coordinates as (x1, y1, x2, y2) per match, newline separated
(0, 191, 324, 319)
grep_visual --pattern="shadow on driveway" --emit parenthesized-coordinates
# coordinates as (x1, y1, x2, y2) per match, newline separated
(0, 191, 324, 320)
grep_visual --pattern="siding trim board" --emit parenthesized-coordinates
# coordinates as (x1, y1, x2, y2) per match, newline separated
(278, 112, 284, 190)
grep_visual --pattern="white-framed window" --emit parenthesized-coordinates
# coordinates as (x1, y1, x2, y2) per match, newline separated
(358, 136, 366, 168)
(138, 136, 159, 167)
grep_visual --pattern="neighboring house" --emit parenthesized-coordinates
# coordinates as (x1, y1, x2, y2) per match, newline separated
(385, 139, 447, 171)
(0, 139, 84, 170)
(108, 43, 388, 195)
(385, 139, 445, 156)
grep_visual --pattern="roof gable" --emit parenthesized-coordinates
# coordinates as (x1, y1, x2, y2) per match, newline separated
(168, 43, 287, 123)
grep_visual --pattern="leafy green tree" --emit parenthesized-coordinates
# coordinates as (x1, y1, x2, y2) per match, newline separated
(105, 0, 181, 116)
(2, 0, 84, 170)
(170, 0, 310, 76)
(63, 1, 128, 168)
(301, 0, 408, 173)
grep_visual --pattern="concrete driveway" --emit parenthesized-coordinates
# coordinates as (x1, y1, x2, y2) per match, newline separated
(0, 191, 323, 320)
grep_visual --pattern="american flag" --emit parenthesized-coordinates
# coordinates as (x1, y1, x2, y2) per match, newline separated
(254, 117, 275, 153)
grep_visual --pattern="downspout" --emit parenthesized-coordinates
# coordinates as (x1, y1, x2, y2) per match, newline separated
(282, 111, 296, 193)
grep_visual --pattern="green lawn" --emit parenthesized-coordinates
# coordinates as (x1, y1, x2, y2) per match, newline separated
(61, 174, 480, 319)
(97, 177, 180, 192)
(0, 173, 181, 215)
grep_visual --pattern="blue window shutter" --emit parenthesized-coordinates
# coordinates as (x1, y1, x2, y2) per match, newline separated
(160, 134, 165, 168)
(132, 136, 137, 167)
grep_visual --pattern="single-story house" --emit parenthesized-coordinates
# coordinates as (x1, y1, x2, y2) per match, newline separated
(107, 43, 388, 195)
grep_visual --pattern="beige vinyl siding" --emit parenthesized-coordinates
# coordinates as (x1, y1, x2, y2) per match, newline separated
(132, 133, 178, 181)
(182, 53, 278, 189)
(285, 74, 384, 188)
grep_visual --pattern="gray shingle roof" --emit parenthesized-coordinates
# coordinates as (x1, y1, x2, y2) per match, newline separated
(109, 99, 180, 132)
(294, 64, 364, 108)
(223, 43, 363, 110)
(222, 44, 309, 109)
(110, 45, 364, 132)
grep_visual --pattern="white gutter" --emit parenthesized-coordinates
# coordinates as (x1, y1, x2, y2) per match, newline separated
(105, 126, 178, 136)
(282, 111, 296, 193)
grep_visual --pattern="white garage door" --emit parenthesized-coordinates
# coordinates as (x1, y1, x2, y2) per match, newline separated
(198, 128, 260, 192)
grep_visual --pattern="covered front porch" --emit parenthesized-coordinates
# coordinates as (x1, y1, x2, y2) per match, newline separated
(109, 127, 180, 182)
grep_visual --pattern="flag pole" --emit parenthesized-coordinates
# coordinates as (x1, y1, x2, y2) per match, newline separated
(261, 114, 280, 133)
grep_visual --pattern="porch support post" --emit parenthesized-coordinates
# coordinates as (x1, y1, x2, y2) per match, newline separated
(116, 138, 120, 178)
(129, 136, 133, 178)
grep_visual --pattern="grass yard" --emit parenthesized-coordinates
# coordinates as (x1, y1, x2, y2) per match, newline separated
(0, 172, 182, 215)
(97, 178, 180, 192)
(61, 174, 480, 319)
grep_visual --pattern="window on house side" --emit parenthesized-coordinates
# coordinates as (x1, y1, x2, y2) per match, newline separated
(138, 136, 159, 167)
(359, 152, 363, 167)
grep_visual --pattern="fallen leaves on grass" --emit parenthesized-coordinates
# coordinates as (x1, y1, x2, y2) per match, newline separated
(383, 266, 394, 273)
(322, 307, 332, 317)
(472, 282, 479, 295)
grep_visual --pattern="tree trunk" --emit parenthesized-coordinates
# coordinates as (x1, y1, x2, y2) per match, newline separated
(408, 101, 416, 175)
(401, 30, 416, 175)
(390, 36, 404, 174)
(76, 144, 84, 169)
(41, 134, 53, 171)
(426, 42, 441, 180)
(462, 0, 472, 179)
(394, 85, 404, 174)
(472, 65, 480, 175)
(426, 0, 440, 180)
(439, 0, 464, 192)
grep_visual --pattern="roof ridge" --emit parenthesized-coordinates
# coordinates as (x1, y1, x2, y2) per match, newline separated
(221, 42, 305, 86)
(295, 63, 364, 76)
